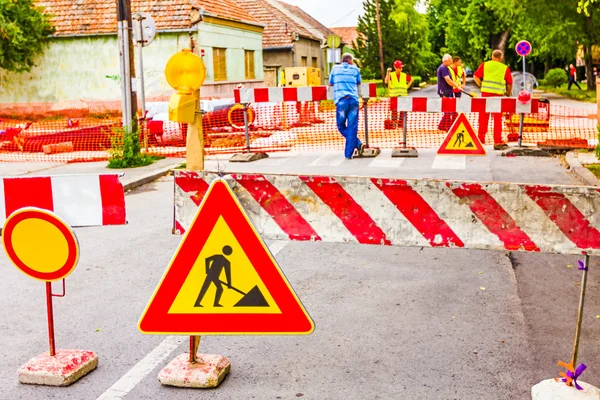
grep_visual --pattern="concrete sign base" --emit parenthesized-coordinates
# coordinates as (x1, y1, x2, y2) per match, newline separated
(18, 350, 98, 386)
(158, 353, 231, 388)
(532, 379, 600, 399)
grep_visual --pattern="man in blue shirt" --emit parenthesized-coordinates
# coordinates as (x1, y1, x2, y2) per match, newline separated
(437, 54, 461, 131)
(329, 53, 364, 159)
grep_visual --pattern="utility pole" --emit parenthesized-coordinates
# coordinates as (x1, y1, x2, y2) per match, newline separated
(117, 0, 138, 132)
(375, 0, 385, 81)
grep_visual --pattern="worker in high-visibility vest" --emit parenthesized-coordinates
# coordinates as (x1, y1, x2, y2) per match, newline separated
(384, 60, 413, 128)
(449, 56, 466, 97)
(473, 49, 513, 146)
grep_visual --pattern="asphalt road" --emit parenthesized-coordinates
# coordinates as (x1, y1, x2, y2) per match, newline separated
(0, 157, 598, 399)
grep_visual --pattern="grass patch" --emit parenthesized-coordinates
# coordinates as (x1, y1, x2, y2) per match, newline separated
(585, 164, 600, 178)
(107, 124, 164, 169)
(538, 83, 597, 103)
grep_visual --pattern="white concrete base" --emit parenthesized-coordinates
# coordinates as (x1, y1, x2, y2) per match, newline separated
(18, 349, 98, 386)
(532, 379, 600, 399)
(158, 353, 231, 388)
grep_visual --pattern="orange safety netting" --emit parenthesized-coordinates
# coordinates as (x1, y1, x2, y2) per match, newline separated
(1, 98, 597, 162)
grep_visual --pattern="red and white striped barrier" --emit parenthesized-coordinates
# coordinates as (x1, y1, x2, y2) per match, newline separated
(1, 174, 126, 227)
(234, 83, 378, 104)
(392, 97, 540, 114)
(174, 171, 600, 256)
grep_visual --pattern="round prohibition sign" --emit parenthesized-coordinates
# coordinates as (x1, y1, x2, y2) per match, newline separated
(2, 207, 79, 282)
(516, 40, 532, 57)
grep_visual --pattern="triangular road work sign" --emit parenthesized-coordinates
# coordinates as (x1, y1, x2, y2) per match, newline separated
(437, 113, 486, 155)
(139, 178, 314, 335)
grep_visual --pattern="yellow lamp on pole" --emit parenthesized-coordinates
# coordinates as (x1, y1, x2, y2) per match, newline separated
(165, 49, 206, 170)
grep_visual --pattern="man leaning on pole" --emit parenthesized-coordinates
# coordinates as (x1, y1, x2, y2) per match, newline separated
(473, 49, 513, 147)
(330, 53, 364, 160)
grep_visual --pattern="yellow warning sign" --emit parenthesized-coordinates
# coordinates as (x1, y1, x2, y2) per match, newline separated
(169, 216, 280, 314)
(437, 113, 486, 155)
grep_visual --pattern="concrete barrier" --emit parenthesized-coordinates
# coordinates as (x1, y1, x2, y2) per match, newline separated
(173, 171, 600, 256)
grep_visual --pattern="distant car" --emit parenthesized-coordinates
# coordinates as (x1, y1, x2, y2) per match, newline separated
(464, 67, 473, 77)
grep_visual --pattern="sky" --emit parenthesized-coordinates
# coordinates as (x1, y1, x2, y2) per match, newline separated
(280, 0, 365, 28)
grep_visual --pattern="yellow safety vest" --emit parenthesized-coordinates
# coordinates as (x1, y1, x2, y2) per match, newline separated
(389, 72, 408, 97)
(481, 60, 508, 95)
(448, 66, 464, 86)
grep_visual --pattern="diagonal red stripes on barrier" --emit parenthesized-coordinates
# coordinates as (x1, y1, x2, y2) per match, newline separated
(235, 175, 321, 241)
(372, 179, 464, 248)
(175, 171, 210, 206)
(300, 176, 391, 245)
(450, 183, 540, 251)
(525, 185, 600, 249)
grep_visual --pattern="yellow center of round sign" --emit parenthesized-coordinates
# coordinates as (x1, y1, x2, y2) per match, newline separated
(2, 207, 79, 282)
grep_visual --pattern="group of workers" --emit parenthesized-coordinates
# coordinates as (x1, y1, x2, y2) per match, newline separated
(328, 49, 514, 159)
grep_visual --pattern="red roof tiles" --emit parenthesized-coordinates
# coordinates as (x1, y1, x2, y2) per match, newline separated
(330, 27, 361, 47)
(236, 0, 320, 48)
(36, 0, 260, 36)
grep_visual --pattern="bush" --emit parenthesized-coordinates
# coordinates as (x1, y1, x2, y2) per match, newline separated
(429, 77, 438, 84)
(544, 68, 568, 88)
(411, 76, 422, 87)
(108, 125, 162, 168)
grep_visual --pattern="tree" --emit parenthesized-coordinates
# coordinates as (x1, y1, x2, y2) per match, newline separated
(356, 0, 435, 79)
(0, 0, 54, 73)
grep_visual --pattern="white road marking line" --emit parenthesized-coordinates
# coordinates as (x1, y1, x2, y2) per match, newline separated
(96, 336, 184, 400)
(432, 155, 466, 170)
(368, 150, 405, 168)
(309, 152, 345, 167)
(97, 240, 289, 400)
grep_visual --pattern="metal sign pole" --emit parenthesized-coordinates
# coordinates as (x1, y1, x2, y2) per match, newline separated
(244, 104, 250, 153)
(117, 21, 128, 127)
(45, 282, 56, 357)
(363, 98, 369, 147)
(135, 16, 147, 150)
(122, 20, 133, 129)
(403, 112, 408, 149)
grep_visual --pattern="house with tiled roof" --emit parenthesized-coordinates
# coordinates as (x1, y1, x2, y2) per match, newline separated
(330, 27, 361, 50)
(237, 0, 328, 86)
(0, 0, 265, 115)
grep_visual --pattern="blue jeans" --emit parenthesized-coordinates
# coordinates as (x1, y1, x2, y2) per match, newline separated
(335, 96, 362, 158)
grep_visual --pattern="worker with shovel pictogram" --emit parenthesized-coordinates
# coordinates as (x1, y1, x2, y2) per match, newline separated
(194, 245, 269, 308)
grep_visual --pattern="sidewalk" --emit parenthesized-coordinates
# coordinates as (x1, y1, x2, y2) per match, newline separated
(0, 157, 183, 191)
(534, 90, 597, 111)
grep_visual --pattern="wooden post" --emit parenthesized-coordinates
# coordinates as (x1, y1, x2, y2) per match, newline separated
(186, 89, 204, 170)
(596, 77, 600, 119)
(375, 0, 385, 81)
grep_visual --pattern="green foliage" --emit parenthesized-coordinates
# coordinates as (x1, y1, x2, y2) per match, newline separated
(0, 0, 54, 73)
(544, 68, 569, 87)
(108, 125, 162, 169)
(356, 0, 436, 80)
(411, 76, 422, 87)
(538, 82, 596, 102)
(586, 164, 600, 178)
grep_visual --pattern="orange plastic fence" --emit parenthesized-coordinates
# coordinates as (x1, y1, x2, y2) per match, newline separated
(0, 99, 597, 162)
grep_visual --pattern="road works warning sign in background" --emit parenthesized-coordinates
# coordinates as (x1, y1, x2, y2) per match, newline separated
(139, 178, 314, 335)
(437, 113, 486, 155)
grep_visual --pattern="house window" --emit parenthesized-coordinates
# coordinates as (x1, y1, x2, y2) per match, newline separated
(312, 57, 318, 68)
(244, 50, 255, 80)
(213, 48, 227, 81)
(301, 56, 308, 67)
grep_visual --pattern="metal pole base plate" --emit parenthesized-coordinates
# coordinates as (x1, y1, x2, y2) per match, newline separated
(392, 147, 419, 158)
(229, 152, 269, 163)
(501, 148, 551, 157)
(353, 148, 381, 158)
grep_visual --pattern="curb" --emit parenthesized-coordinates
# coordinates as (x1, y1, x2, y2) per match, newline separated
(565, 151, 600, 187)
(122, 163, 182, 191)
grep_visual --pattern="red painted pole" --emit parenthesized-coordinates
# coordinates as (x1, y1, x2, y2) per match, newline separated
(46, 282, 56, 357)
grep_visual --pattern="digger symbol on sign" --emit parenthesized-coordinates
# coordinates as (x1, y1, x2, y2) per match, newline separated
(194, 245, 269, 308)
